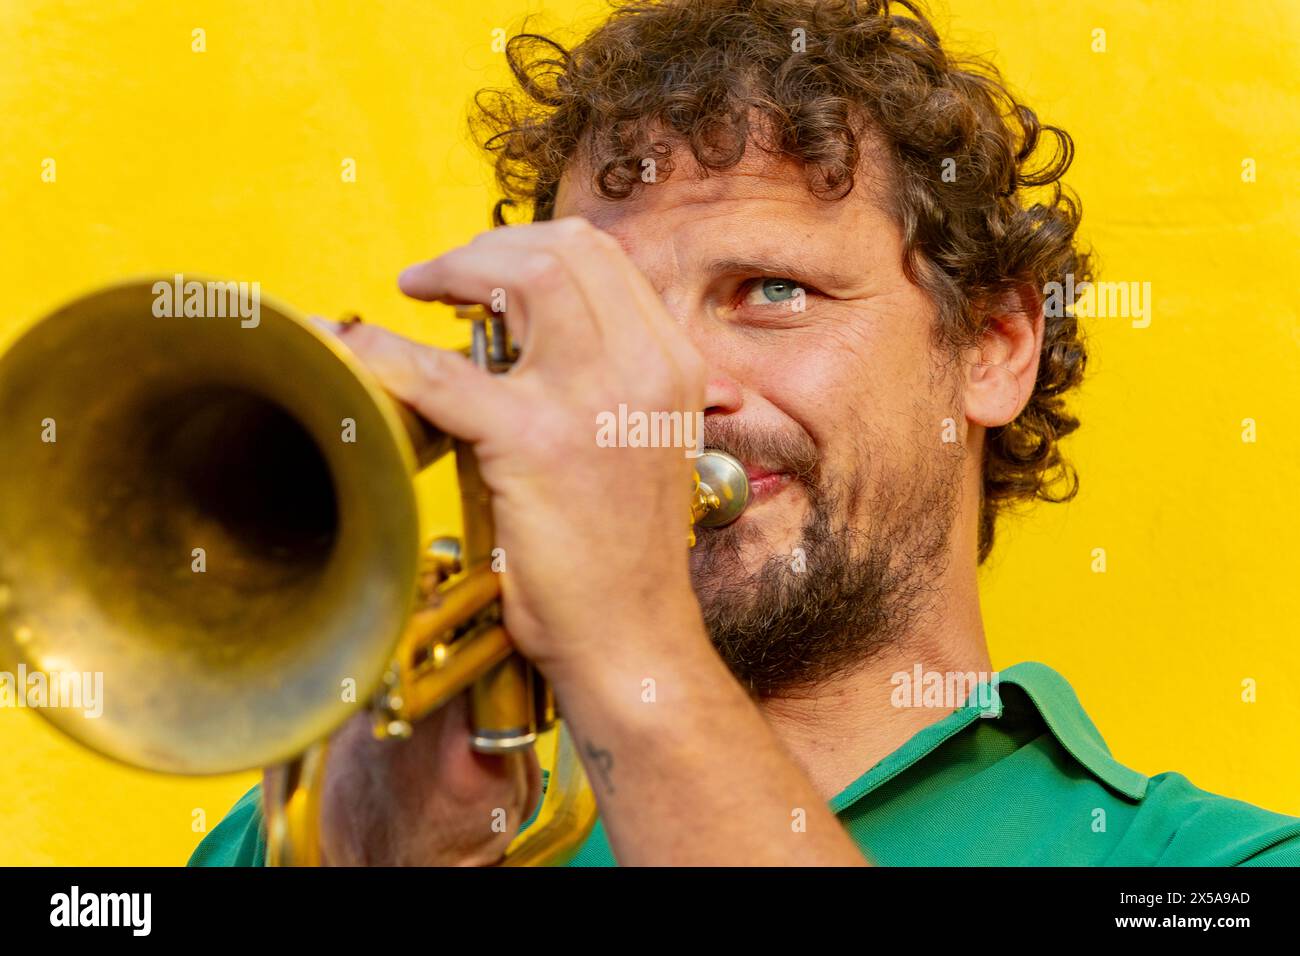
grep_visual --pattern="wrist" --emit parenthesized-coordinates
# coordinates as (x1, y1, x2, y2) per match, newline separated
(541, 592, 714, 697)
(543, 622, 746, 770)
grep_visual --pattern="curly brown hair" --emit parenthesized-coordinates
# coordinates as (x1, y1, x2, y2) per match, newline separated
(471, 0, 1091, 562)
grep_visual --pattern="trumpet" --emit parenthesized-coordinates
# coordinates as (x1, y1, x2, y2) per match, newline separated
(0, 278, 750, 866)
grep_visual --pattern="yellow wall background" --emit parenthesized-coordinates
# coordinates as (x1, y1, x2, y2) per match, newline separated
(1, 0, 1297, 864)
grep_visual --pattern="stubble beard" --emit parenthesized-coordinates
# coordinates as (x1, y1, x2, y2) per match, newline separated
(690, 422, 964, 699)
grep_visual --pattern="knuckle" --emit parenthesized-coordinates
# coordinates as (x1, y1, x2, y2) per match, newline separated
(553, 215, 594, 241)
(553, 217, 615, 255)
(411, 346, 453, 384)
(514, 253, 566, 291)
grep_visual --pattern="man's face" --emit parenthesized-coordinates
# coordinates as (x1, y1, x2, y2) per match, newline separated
(554, 143, 968, 696)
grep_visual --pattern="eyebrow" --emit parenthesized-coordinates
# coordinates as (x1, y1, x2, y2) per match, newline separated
(703, 256, 857, 290)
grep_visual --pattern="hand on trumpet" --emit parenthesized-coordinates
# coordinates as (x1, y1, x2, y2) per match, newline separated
(292, 690, 541, 866)
(306, 218, 715, 864)
(316, 217, 712, 683)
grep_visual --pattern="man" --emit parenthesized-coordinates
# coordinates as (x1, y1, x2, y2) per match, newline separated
(191, 0, 1300, 866)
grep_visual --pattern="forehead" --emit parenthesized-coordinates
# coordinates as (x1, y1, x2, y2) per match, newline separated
(554, 136, 895, 252)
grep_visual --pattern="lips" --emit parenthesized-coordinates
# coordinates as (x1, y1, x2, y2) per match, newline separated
(742, 465, 793, 501)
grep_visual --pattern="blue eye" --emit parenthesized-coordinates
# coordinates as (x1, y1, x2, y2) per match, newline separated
(745, 278, 801, 305)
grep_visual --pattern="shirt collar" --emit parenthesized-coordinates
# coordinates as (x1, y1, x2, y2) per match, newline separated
(829, 660, 1149, 814)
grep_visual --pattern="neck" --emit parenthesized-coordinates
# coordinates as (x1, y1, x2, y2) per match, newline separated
(757, 546, 990, 801)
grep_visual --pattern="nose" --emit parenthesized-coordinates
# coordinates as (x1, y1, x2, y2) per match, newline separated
(703, 370, 743, 416)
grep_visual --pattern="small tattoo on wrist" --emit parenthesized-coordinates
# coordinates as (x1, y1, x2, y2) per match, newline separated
(583, 739, 616, 795)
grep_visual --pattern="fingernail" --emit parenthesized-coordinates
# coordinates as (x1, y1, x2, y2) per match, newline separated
(397, 265, 422, 292)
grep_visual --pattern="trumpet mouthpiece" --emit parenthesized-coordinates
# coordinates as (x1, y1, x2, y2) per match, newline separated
(694, 449, 750, 528)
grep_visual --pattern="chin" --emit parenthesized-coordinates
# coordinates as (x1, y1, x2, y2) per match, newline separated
(691, 494, 807, 583)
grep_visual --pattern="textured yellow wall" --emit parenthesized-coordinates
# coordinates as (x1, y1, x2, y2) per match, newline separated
(1, 0, 1296, 864)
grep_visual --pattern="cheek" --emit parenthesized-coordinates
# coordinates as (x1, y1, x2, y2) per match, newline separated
(761, 322, 924, 452)
(738, 336, 852, 454)
(780, 323, 954, 486)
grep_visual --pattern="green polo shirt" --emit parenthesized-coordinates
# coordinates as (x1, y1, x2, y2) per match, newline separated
(187, 661, 1300, 866)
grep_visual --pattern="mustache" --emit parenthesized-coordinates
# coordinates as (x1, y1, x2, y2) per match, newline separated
(702, 418, 820, 484)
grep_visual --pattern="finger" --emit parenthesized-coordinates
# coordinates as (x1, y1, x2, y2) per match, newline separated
(509, 218, 702, 397)
(603, 244, 708, 388)
(400, 220, 679, 379)
(400, 221, 701, 409)
(398, 230, 607, 370)
(319, 320, 515, 443)
(534, 219, 697, 386)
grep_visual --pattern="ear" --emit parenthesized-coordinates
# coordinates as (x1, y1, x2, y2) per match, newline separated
(963, 283, 1044, 428)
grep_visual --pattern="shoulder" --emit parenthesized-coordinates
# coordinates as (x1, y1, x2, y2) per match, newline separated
(1137, 772, 1300, 866)
(997, 662, 1300, 866)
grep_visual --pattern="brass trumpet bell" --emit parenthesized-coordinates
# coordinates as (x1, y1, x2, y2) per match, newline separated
(0, 280, 426, 774)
